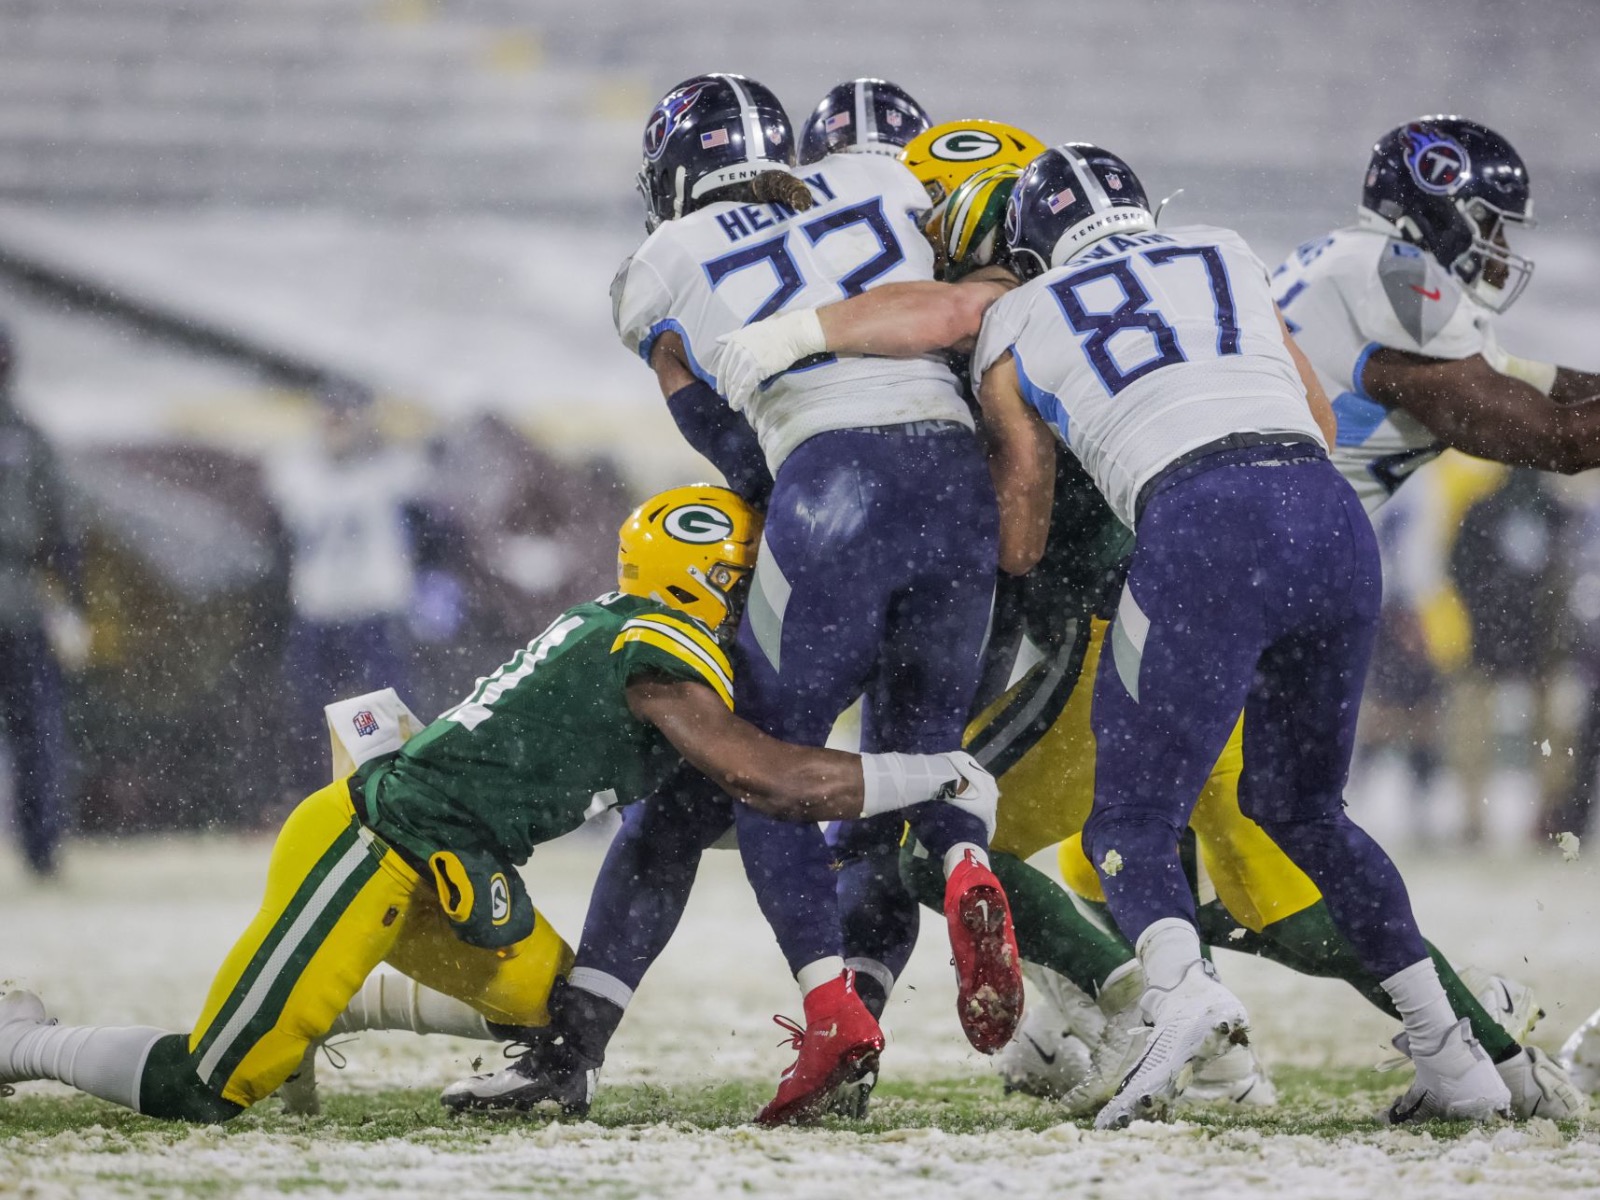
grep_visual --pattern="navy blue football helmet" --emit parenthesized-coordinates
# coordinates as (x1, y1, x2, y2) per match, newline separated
(1360, 116, 1534, 312)
(1004, 144, 1155, 280)
(798, 78, 931, 165)
(636, 74, 796, 232)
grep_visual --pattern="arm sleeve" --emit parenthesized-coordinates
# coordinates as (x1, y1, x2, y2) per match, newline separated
(1350, 243, 1487, 362)
(969, 290, 1025, 391)
(612, 250, 677, 361)
(665, 380, 774, 509)
(611, 611, 735, 710)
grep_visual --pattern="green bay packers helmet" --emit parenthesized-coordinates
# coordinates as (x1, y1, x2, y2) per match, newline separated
(943, 163, 1023, 280)
(900, 120, 1046, 262)
(617, 484, 761, 632)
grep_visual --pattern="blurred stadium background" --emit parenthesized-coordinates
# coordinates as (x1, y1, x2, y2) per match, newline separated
(0, 0, 1598, 856)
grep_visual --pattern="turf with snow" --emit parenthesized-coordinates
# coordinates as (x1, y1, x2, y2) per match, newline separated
(3, 822, 1597, 1199)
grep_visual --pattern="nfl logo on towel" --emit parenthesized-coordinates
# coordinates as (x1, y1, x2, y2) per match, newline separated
(353, 710, 380, 738)
(701, 128, 729, 149)
(1047, 188, 1076, 214)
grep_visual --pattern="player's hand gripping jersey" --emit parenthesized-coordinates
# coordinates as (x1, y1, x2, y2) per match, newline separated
(972, 224, 1324, 528)
(355, 592, 733, 872)
(613, 155, 972, 472)
(1271, 227, 1493, 512)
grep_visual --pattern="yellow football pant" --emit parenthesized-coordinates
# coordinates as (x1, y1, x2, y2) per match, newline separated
(974, 619, 1323, 935)
(187, 781, 573, 1108)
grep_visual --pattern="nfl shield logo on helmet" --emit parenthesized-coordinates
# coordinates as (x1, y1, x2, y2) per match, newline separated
(886, 110, 903, 128)
(1105, 173, 1123, 191)
(825, 111, 851, 131)
(352, 710, 380, 738)
(700, 128, 729, 149)
(1047, 188, 1076, 214)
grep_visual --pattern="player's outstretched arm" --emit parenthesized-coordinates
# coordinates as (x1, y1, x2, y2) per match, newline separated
(977, 353, 1057, 575)
(1363, 349, 1600, 473)
(715, 277, 1013, 410)
(625, 675, 996, 831)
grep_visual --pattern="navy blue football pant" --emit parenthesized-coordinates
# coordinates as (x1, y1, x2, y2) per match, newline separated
(576, 425, 996, 996)
(0, 627, 69, 873)
(1082, 445, 1430, 983)
(734, 426, 997, 980)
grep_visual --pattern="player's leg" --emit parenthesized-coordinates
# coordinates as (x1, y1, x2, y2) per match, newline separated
(1237, 476, 1509, 1121)
(0, 782, 415, 1121)
(0, 627, 70, 875)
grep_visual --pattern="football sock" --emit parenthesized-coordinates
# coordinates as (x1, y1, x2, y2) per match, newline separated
(734, 804, 843, 976)
(1082, 807, 1200, 939)
(7, 1022, 167, 1110)
(942, 842, 990, 875)
(1382, 957, 1458, 1055)
(828, 816, 920, 1019)
(328, 970, 491, 1040)
(1255, 810, 1429, 981)
(550, 977, 625, 1068)
(573, 775, 730, 993)
(900, 847, 1133, 998)
(1137, 917, 1205, 992)
(796, 957, 848, 997)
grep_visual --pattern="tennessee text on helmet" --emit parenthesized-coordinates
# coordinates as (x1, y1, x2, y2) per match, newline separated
(1004, 143, 1154, 279)
(636, 73, 797, 233)
(943, 163, 1023, 281)
(900, 119, 1046, 260)
(798, 78, 932, 165)
(1359, 116, 1534, 313)
(617, 484, 761, 632)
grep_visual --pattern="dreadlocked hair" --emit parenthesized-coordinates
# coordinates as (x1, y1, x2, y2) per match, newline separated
(751, 170, 815, 212)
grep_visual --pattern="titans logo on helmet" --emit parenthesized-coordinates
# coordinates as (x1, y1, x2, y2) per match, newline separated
(644, 83, 709, 161)
(1405, 126, 1469, 195)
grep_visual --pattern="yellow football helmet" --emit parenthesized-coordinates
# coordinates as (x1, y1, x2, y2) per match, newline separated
(900, 120, 1046, 261)
(617, 484, 762, 632)
(944, 163, 1024, 280)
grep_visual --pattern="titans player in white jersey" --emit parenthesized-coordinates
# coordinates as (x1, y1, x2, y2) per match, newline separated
(1274, 116, 1600, 513)
(465, 74, 1021, 1127)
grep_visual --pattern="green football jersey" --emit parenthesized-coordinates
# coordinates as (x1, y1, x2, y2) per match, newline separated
(353, 591, 734, 867)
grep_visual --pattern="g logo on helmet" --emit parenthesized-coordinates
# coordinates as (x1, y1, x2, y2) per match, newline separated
(1406, 128, 1469, 195)
(663, 504, 736, 544)
(644, 83, 708, 162)
(930, 129, 1004, 162)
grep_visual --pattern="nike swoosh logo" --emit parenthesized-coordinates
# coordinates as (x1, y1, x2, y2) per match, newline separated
(1023, 1034, 1056, 1066)
(1410, 285, 1442, 300)
(1390, 1090, 1429, 1122)
(1496, 980, 1515, 1016)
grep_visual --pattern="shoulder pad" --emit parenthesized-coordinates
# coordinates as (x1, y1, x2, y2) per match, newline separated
(610, 257, 633, 333)
(1376, 241, 1462, 346)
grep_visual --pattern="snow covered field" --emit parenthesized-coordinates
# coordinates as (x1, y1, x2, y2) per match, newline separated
(2, 828, 1597, 1199)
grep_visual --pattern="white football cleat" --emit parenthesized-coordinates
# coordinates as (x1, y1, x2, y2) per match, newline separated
(1496, 1045, 1588, 1119)
(1058, 964, 1149, 1117)
(1094, 960, 1250, 1131)
(1459, 966, 1544, 1044)
(994, 965, 1097, 1099)
(1557, 1005, 1600, 1097)
(1387, 1018, 1512, 1124)
(0, 991, 53, 1094)
(1176, 1039, 1277, 1108)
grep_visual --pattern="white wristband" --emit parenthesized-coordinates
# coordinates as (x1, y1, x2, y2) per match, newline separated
(860, 751, 962, 818)
(1483, 344, 1558, 395)
(714, 308, 827, 413)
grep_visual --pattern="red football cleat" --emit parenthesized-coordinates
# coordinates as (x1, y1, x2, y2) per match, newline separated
(756, 970, 884, 1126)
(945, 849, 1024, 1054)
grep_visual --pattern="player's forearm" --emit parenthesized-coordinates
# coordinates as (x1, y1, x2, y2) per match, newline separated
(1427, 389, 1600, 473)
(664, 380, 774, 508)
(1551, 365, 1600, 405)
(816, 280, 1007, 358)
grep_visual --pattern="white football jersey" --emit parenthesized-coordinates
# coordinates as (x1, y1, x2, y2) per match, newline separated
(613, 155, 971, 472)
(1271, 226, 1493, 513)
(972, 224, 1323, 529)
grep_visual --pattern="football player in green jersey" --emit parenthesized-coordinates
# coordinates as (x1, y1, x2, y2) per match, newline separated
(0, 485, 997, 1124)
